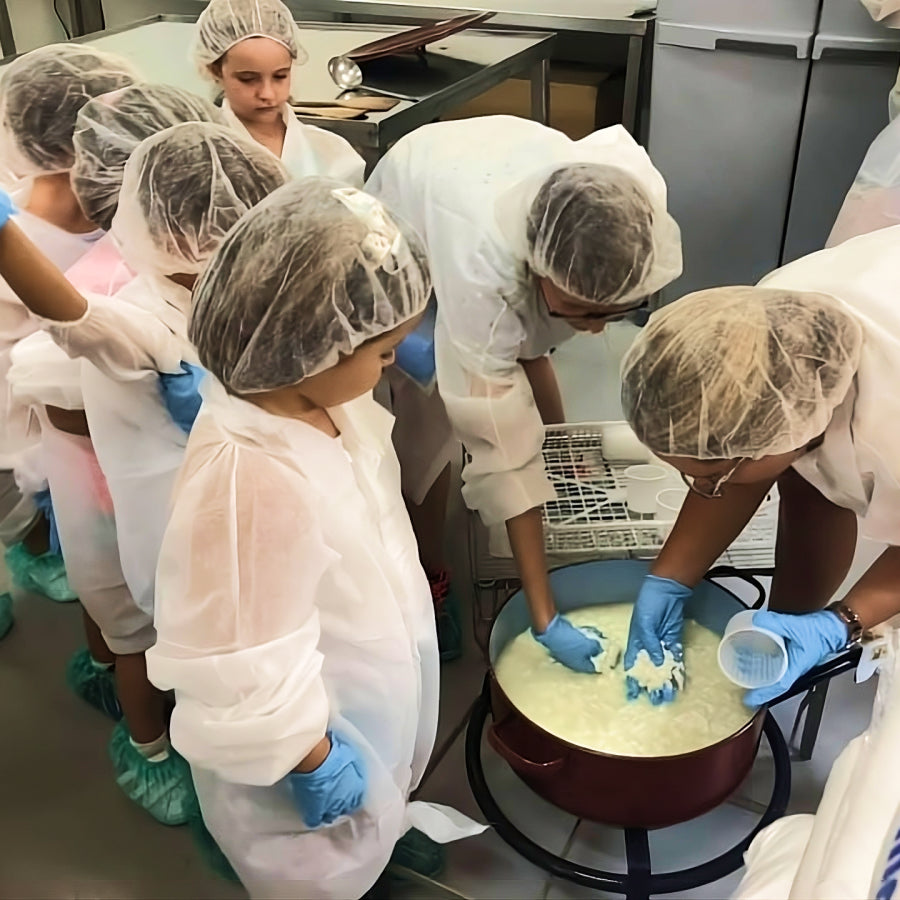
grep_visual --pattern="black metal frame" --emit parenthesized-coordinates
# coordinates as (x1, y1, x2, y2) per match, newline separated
(466, 563, 862, 899)
(465, 677, 792, 900)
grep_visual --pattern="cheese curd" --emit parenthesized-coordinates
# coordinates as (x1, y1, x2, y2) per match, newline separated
(495, 603, 753, 757)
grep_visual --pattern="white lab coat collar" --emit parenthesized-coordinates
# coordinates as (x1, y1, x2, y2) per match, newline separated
(202, 376, 394, 466)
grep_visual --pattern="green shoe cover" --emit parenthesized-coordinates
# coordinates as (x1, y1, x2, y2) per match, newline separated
(390, 827, 445, 878)
(108, 721, 198, 826)
(65, 648, 121, 721)
(0, 593, 12, 640)
(4, 543, 77, 602)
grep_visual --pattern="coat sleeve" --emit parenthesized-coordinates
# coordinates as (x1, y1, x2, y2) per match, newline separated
(147, 434, 336, 785)
(433, 267, 555, 527)
(44, 292, 184, 380)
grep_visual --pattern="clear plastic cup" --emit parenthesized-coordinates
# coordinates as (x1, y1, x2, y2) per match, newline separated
(656, 486, 688, 519)
(718, 610, 788, 689)
(624, 464, 667, 516)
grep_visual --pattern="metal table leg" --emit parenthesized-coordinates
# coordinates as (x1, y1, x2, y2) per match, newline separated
(466, 677, 792, 898)
(789, 680, 831, 762)
(621, 33, 644, 136)
(0, 0, 15, 58)
(531, 57, 550, 125)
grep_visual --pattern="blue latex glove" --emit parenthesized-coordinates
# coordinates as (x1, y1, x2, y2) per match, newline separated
(625, 575, 692, 705)
(158, 362, 206, 435)
(394, 301, 436, 388)
(32, 488, 60, 555)
(289, 732, 366, 828)
(533, 613, 604, 674)
(743, 609, 849, 707)
(0, 189, 16, 229)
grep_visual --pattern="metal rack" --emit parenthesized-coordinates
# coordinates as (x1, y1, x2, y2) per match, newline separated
(468, 422, 779, 654)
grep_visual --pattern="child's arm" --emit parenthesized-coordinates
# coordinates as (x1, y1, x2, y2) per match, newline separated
(0, 201, 186, 383)
(0, 218, 88, 321)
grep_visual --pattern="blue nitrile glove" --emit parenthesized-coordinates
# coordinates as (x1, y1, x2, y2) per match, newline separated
(394, 301, 436, 388)
(533, 613, 604, 674)
(625, 575, 692, 705)
(0, 189, 16, 229)
(32, 488, 60, 555)
(158, 362, 206, 435)
(743, 609, 849, 708)
(289, 732, 366, 828)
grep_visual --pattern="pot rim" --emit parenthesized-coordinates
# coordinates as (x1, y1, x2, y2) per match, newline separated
(491, 674, 763, 763)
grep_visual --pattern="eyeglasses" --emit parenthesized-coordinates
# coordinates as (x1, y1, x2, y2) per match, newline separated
(539, 282, 648, 323)
(679, 458, 746, 499)
(546, 303, 647, 323)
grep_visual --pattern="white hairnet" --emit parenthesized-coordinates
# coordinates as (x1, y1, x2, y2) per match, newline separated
(191, 0, 308, 79)
(0, 44, 138, 177)
(72, 84, 225, 232)
(620, 287, 863, 460)
(526, 163, 682, 308)
(190, 179, 431, 393)
(111, 122, 288, 277)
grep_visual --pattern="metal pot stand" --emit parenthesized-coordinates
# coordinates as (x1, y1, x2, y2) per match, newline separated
(465, 568, 861, 900)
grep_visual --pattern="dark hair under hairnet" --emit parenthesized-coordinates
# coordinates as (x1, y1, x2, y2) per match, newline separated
(111, 122, 289, 276)
(0, 44, 138, 177)
(526, 163, 659, 306)
(621, 286, 863, 460)
(190, 179, 431, 393)
(72, 84, 226, 231)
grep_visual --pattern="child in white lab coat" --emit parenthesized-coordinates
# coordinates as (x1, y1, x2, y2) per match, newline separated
(0, 45, 136, 636)
(192, 0, 365, 184)
(143, 180, 482, 898)
(0, 123, 288, 825)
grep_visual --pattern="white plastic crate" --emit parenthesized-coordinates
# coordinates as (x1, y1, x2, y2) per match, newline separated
(467, 422, 777, 654)
(541, 422, 778, 568)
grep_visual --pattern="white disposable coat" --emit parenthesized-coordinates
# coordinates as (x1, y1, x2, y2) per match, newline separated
(827, 113, 900, 247)
(0, 213, 102, 469)
(367, 117, 676, 526)
(860, 0, 900, 117)
(6, 242, 153, 654)
(759, 224, 900, 546)
(222, 100, 365, 186)
(46, 274, 193, 617)
(734, 628, 900, 900)
(147, 382, 482, 899)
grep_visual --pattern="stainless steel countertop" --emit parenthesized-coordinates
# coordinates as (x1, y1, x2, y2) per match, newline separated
(58, 15, 555, 154)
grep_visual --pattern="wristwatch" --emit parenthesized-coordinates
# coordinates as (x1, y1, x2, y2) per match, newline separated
(826, 600, 864, 646)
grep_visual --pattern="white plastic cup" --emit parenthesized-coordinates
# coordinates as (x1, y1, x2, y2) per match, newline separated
(718, 610, 789, 689)
(624, 464, 667, 516)
(656, 486, 688, 520)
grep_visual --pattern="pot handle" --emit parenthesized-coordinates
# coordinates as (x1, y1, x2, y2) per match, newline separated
(705, 565, 770, 610)
(488, 721, 565, 777)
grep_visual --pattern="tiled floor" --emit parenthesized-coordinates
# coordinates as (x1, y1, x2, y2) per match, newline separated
(0, 323, 879, 899)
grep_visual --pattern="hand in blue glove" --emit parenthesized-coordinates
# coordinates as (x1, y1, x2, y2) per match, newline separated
(533, 613, 605, 674)
(0, 189, 16, 229)
(32, 488, 60, 555)
(289, 732, 366, 828)
(158, 362, 206, 435)
(743, 609, 849, 707)
(625, 575, 692, 705)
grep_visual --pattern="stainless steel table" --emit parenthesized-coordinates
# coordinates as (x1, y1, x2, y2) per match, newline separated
(286, 0, 655, 133)
(47, 14, 555, 168)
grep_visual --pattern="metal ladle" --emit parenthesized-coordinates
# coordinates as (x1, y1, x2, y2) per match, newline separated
(327, 55, 419, 102)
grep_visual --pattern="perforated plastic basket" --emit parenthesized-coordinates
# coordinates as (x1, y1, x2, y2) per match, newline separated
(540, 423, 778, 569)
